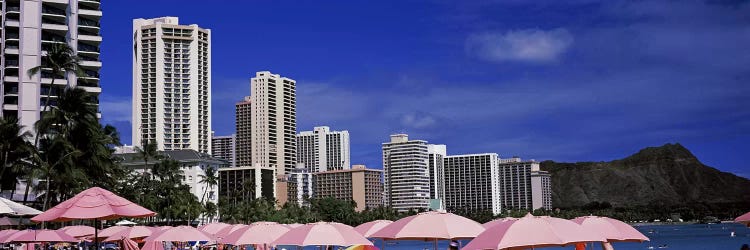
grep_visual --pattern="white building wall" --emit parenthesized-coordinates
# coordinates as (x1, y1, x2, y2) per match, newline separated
(296, 126, 350, 172)
(382, 134, 430, 212)
(132, 17, 211, 154)
(444, 153, 501, 215)
(426, 144, 446, 209)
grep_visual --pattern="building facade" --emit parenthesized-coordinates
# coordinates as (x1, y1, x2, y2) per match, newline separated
(426, 144, 446, 210)
(1, 0, 102, 132)
(286, 167, 313, 206)
(444, 153, 501, 215)
(382, 134, 430, 212)
(296, 126, 350, 172)
(132, 17, 211, 154)
(235, 96, 251, 168)
(498, 157, 552, 211)
(218, 166, 276, 203)
(314, 165, 383, 211)
(211, 133, 235, 167)
(116, 149, 227, 206)
(249, 71, 296, 201)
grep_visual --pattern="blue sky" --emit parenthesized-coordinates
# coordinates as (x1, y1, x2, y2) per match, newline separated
(99, 0, 750, 177)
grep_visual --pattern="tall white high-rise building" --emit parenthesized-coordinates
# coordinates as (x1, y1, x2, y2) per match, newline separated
(426, 144, 446, 210)
(382, 134, 430, 212)
(1, 0, 102, 132)
(132, 17, 211, 154)
(287, 166, 313, 207)
(444, 153, 501, 215)
(498, 157, 552, 211)
(250, 71, 296, 201)
(296, 126, 350, 172)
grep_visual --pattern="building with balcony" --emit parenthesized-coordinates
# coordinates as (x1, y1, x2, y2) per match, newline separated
(132, 17, 211, 154)
(296, 126, 350, 172)
(444, 153, 501, 215)
(382, 134, 430, 212)
(287, 166, 313, 207)
(211, 133, 235, 167)
(314, 165, 383, 211)
(498, 157, 552, 211)
(248, 71, 296, 203)
(235, 96, 251, 168)
(1, 0, 103, 132)
(427, 144, 446, 210)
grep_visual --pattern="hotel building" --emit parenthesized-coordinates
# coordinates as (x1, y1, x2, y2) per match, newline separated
(246, 71, 296, 202)
(427, 144, 446, 210)
(211, 133, 235, 167)
(235, 96, 251, 168)
(314, 165, 383, 211)
(296, 126, 350, 172)
(382, 134, 430, 212)
(132, 17, 211, 154)
(287, 166, 313, 206)
(498, 157, 552, 211)
(1, 0, 102, 132)
(444, 153, 501, 215)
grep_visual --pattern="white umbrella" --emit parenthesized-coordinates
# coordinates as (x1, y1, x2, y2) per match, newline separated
(115, 220, 137, 226)
(0, 197, 42, 216)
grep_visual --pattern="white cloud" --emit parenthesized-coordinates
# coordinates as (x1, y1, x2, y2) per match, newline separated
(466, 28, 574, 63)
(400, 113, 437, 129)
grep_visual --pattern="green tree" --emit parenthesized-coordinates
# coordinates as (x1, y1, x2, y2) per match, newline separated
(198, 167, 218, 203)
(0, 117, 33, 196)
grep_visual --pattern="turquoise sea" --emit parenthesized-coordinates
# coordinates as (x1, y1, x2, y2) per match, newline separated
(276, 223, 750, 250)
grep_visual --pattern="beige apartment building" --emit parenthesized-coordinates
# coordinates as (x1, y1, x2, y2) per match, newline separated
(314, 165, 383, 211)
(132, 17, 211, 153)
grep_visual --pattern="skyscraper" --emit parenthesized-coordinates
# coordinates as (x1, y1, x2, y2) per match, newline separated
(249, 71, 296, 200)
(314, 165, 383, 211)
(444, 153, 501, 215)
(211, 133, 235, 167)
(1, 0, 102, 131)
(296, 126, 350, 172)
(426, 144, 446, 210)
(382, 134, 430, 212)
(132, 17, 211, 154)
(498, 157, 552, 211)
(235, 96, 251, 167)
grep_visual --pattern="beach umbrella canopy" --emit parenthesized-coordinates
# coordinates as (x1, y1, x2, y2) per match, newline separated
(121, 237, 140, 250)
(220, 221, 290, 246)
(103, 226, 155, 242)
(273, 222, 373, 247)
(735, 211, 750, 226)
(5, 229, 78, 243)
(60, 225, 95, 238)
(31, 187, 156, 222)
(145, 226, 214, 242)
(370, 211, 485, 240)
(0, 229, 19, 242)
(0, 197, 42, 216)
(214, 224, 247, 239)
(463, 213, 606, 250)
(96, 226, 128, 239)
(0, 217, 21, 226)
(354, 220, 392, 238)
(141, 240, 164, 250)
(572, 216, 649, 242)
(285, 223, 303, 228)
(483, 217, 519, 229)
(198, 222, 230, 236)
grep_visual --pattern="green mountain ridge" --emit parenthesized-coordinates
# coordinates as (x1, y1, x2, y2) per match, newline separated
(540, 143, 750, 208)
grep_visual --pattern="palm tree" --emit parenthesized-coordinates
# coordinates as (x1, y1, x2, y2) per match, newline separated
(198, 167, 218, 203)
(203, 202, 218, 223)
(0, 117, 32, 179)
(26, 43, 84, 117)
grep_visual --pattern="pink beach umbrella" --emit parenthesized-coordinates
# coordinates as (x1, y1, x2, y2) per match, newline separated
(463, 213, 606, 250)
(121, 237, 140, 250)
(220, 221, 290, 247)
(141, 240, 165, 250)
(571, 216, 649, 250)
(103, 226, 155, 242)
(285, 223, 303, 228)
(371, 211, 484, 241)
(198, 222, 230, 235)
(273, 222, 373, 247)
(60, 225, 95, 238)
(96, 226, 128, 239)
(146, 225, 214, 242)
(0, 229, 19, 242)
(354, 220, 392, 238)
(6, 229, 78, 243)
(735, 211, 750, 226)
(31, 187, 156, 249)
(482, 217, 519, 229)
(214, 224, 247, 239)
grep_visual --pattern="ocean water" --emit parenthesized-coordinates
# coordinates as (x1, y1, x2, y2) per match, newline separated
(276, 223, 750, 250)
